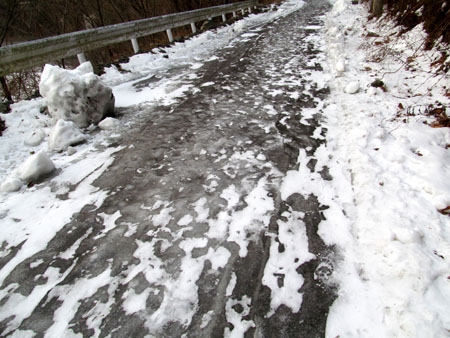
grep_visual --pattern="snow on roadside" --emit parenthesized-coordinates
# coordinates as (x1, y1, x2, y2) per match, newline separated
(322, 0, 450, 337)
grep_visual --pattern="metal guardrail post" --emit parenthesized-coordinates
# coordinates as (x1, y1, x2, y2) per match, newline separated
(77, 53, 87, 64)
(166, 29, 174, 43)
(233, 11, 237, 18)
(191, 23, 197, 34)
(222, 14, 226, 22)
(131, 38, 140, 54)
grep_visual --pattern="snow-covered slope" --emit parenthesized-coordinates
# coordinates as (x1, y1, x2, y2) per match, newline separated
(323, 0, 450, 337)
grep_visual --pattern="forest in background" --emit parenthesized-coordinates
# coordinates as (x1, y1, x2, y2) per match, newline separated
(384, 0, 449, 49)
(0, 0, 280, 101)
(0, 0, 278, 45)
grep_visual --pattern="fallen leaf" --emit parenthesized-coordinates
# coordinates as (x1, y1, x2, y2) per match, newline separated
(438, 206, 450, 215)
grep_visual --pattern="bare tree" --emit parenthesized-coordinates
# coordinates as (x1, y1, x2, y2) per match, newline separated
(0, 0, 18, 102)
(372, 0, 384, 17)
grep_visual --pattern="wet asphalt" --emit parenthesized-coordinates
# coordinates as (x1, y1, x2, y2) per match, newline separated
(0, 0, 336, 337)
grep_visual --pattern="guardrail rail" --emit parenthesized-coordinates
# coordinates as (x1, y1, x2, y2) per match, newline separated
(0, 0, 258, 77)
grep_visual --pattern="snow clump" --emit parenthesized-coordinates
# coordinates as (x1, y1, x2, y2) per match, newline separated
(1, 150, 56, 192)
(39, 62, 115, 128)
(24, 129, 46, 147)
(98, 117, 120, 130)
(1, 177, 22, 193)
(48, 119, 86, 152)
(344, 81, 360, 94)
(18, 150, 55, 182)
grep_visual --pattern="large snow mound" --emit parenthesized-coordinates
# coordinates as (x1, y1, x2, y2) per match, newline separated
(48, 119, 86, 152)
(39, 62, 115, 128)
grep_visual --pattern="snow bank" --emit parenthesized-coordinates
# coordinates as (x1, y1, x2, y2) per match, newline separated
(323, 1, 450, 337)
(48, 119, 86, 152)
(39, 62, 115, 128)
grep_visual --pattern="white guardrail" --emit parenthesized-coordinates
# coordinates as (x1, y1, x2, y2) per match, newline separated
(0, 0, 258, 77)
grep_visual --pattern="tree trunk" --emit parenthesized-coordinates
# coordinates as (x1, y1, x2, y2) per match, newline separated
(0, 76, 13, 103)
(372, 0, 384, 17)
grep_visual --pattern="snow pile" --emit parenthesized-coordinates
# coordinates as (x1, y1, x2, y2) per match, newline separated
(48, 119, 86, 151)
(323, 1, 450, 337)
(1, 150, 55, 192)
(17, 150, 55, 182)
(40, 62, 115, 128)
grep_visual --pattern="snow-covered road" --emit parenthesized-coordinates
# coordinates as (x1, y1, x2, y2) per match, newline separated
(0, 0, 341, 337)
(2, 0, 450, 336)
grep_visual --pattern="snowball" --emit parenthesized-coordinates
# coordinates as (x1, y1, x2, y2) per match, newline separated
(1, 177, 22, 192)
(39, 62, 115, 128)
(335, 59, 345, 72)
(98, 117, 120, 130)
(344, 81, 360, 94)
(18, 150, 55, 182)
(256, 154, 267, 161)
(48, 119, 86, 152)
(24, 129, 46, 147)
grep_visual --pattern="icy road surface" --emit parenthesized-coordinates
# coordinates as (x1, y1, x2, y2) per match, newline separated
(0, 0, 338, 337)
